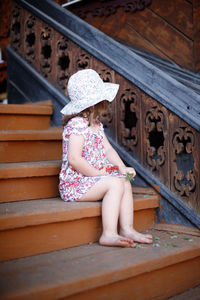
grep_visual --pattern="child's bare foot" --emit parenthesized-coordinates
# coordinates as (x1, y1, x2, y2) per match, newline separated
(120, 229, 153, 244)
(99, 234, 136, 248)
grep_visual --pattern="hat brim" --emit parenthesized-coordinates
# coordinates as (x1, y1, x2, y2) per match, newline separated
(60, 82, 119, 115)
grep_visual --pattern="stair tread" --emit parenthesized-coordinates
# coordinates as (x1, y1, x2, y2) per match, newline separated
(0, 103, 53, 115)
(0, 229, 199, 300)
(0, 160, 61, 178)
(0, 127, 62, 141)
(26, 100, 54, 107)
(0, 192, 159, 230)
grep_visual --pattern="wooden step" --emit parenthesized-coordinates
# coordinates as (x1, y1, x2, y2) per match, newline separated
(0, 228, 199, 300)
(0, 190, 159, 261)
(26, 100, 54, 107)
(0, 160, 61, 202)
(0, 102, 54, 130)
(0, 127, 62, 162)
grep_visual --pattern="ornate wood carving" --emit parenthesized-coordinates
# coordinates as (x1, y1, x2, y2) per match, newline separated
(99, 68, 113, 82)
(10, 3, 22, 52)
(57, 36, 70, 90)
(115, 75, 142, 159)
(145, 104, 165, 171)
(142, 95, 170, 186)
(119, 87, 138, 151)
(98, 68, 115, 129)
(70, 0, 151, 18)
(40, 26, 52, 77)
(24, 14, 36, 63)
(169, 115, 199, 212)
(76, 51, 91, 70)
(172, 127, 196, 197)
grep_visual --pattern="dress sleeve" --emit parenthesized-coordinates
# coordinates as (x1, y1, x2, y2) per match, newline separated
(63, 117, 88, 140)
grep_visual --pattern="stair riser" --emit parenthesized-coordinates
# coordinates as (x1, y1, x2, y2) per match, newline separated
(0, 115, 51, 130)
(134, 209, 155, 232)
(0, 141, 62, 162)
(0, 210, 155, 261)
(0, 176, 59, 202)
(63, 257, 200, 300)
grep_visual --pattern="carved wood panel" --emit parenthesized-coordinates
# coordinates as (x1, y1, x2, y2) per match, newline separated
(76, 50, 92, 70)
(69, 0, 151, 19)
(56, 33, 70, 91)
(10, 1, 24, 54)
(116, 74, 142, 160)
(24, 10, 36, 65)
(93, 59, 117, 136)
(169, 116, 199, 213)
(62, 41, 93, 94)
(142, 94, 170, 186)
(40, 23, 53, 79)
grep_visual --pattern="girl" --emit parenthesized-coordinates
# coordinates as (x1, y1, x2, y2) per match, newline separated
(59, 69, 152, 248)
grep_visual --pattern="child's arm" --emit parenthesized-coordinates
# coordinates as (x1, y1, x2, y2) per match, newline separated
(103, 133, 136, 177)
(68, 134, 107, 177)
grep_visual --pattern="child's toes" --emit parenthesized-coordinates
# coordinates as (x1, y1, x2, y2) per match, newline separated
(99, 235, 135, 248)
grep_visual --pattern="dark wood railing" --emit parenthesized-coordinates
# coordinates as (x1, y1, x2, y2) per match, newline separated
(9, 0, 200, 227)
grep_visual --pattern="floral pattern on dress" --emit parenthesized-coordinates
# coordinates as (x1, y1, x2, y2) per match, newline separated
(59, 116, 123, 201)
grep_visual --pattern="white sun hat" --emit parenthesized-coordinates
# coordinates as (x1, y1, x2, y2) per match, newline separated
(60, 69, 119, 115)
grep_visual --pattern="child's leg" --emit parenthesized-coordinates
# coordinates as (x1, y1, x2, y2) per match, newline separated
(79, 177, 135, 247)
(119, 181, 153, 243)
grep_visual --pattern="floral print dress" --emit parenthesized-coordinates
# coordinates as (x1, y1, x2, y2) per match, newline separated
(59, 116, 122, 201)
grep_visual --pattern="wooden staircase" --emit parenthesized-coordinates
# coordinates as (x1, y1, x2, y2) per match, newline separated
(0, 102, 200, 300)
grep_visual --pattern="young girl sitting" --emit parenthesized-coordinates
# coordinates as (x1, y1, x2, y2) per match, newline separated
(59, 69, 152, 248)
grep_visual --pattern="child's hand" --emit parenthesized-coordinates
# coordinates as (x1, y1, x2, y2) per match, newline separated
(119, 166, 136, 181)
(125, 167, 136, 177)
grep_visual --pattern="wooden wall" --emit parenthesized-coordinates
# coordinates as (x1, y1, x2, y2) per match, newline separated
(69, 0, 200, 73)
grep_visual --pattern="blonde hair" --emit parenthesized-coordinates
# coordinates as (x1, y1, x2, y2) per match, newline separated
(62, 100, 109, 126)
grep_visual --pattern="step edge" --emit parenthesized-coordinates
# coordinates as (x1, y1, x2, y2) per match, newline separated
(152, 223, 200, 237)
(132, 186, 159, 195)
(54, 246, 200, 300)
(0, 161, 61, 179)
(0, 104, 53, 115)
(26, 100, 54, 106)
(0, 203, 101, 230)
(0, 128, 63, 141)
(0, 168, 61, 179)
(134, 196, 159, 210)
(0, 196, 159, 230)
(2, 245, 200, 300)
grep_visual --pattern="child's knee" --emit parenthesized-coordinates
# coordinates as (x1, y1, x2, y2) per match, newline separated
(108, 177, 125, 193)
